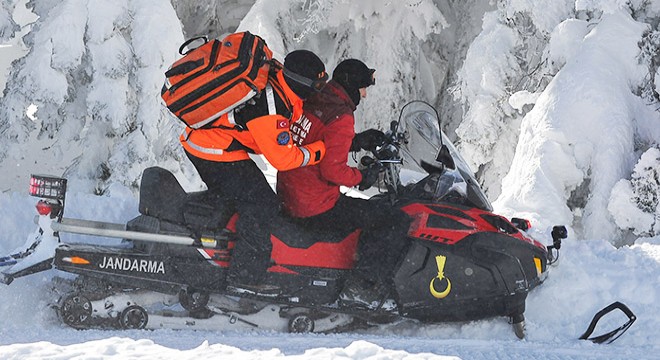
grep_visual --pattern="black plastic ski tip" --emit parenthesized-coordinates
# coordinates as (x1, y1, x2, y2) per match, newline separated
(0, 273, 13, 285)
(579, 301, 636, 344)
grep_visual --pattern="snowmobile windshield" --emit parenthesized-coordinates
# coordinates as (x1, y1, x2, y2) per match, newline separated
(396, 101, 492, 211)
(437, 168, 467, 198)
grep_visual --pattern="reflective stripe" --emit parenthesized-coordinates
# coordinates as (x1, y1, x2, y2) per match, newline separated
(300, 146, 311, 166)
(227, 109, 236, 125)
(266, 84, 276, 116)
(181, 132, 225, 155)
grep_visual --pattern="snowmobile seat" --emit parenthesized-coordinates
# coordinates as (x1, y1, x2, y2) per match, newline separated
(138, 167, 234, 230)
(270, 214, 360, 249)
(269, 214, 361, 270)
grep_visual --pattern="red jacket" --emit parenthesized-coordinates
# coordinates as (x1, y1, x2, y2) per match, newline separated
(277, 81, 362, 217)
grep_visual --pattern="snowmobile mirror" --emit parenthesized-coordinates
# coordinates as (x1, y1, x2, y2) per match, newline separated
(420, 160, 443, 174)
(579, 302, 636, 344)
(436, 145, 455, 170)
(551, 225, 567, 250)
(546, 225, 567, 265)
(510, 218, 531, 231)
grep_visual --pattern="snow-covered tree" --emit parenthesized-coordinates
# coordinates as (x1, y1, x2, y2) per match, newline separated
(171, 0, 254, 39)
(235, 0, 449, 133)
(0, 0, 186, 192)
(609, 147, 660, 238)
(492, 3, 660, 243)
(452, 0, 573, 198)
(0, 0, 19, 41)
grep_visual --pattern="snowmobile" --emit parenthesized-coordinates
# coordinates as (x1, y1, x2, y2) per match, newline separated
(1, 101, 566, 338)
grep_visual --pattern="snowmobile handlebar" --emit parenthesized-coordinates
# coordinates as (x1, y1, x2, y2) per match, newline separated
(365, 120, 406, 165)
(356, 124, 406, 197)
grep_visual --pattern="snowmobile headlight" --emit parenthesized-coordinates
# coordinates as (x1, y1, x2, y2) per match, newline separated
(29, 175, 67, 200)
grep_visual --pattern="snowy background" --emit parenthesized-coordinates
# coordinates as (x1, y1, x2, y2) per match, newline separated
(1, 0, 660, 359)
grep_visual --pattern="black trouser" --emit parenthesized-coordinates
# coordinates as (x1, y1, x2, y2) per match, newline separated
(294, 194, 412, 286)
(185, 152, 279, 284)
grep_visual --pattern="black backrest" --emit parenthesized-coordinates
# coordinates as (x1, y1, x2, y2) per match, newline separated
(138, 167, 234, 230)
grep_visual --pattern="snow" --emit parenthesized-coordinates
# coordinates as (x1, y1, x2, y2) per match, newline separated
(1, 157, 659, 360)
(1, 0, 660, 359)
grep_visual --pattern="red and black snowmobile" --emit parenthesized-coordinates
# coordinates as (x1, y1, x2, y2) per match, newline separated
(1, 101, 565, 337)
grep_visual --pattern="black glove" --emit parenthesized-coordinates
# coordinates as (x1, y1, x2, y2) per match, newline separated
(358, 164, 380, 191)
(351, 129, 386, 152)
(231, 96, 263, 129)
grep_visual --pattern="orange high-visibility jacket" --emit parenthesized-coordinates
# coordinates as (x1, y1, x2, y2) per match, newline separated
(180, 70, 325, 170)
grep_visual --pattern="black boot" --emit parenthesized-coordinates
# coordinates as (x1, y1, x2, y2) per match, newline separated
(225, 237, 280, 295)
(338, 275, 395, 310)
(226, 267, 281, 295)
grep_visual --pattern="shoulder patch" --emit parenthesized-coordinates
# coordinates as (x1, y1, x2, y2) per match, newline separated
(277, 131, 290, 145)
(277, 119, 289, 129)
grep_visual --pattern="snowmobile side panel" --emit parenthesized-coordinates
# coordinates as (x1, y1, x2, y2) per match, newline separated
(54, 244, 226, 293)
(393, 232, 543, 322)
(402, 202, 545, 251)
(270, 230, 360, 270)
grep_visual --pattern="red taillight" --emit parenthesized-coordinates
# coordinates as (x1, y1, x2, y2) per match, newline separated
(36, 200, 52, 215)
(29, 175, 67, 200)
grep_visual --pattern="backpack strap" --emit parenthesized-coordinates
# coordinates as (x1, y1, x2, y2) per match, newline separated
(227, 109, 238, 127)
(178, 36, 209, 55)
(267, 75, 293, 120)
(223, 84, 275, 130)
(265, 84, 277, 116)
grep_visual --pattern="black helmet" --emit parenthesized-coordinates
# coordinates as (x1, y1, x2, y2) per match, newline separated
(332, 59, 375, 106)
(283, 50, 328, 99)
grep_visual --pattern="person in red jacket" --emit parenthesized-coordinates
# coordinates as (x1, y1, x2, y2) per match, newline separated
(277, 59, 411, 308)
(182, 50, 328, 292)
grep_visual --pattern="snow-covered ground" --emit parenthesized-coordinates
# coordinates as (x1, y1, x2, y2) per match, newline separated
(0, 170, 659, 360)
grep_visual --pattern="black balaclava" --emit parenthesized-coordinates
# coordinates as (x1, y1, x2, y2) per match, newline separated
(283, 50, 327, 100)
(332, 59, 375, 106)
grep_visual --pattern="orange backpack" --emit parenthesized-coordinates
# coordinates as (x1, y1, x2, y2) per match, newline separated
(161, 32, 273, 129)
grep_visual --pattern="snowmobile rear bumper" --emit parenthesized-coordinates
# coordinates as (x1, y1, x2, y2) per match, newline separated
(0, 259, 53, 285)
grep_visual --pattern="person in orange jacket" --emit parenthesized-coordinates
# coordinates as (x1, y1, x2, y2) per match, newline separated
(181, 50, 329, 292)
